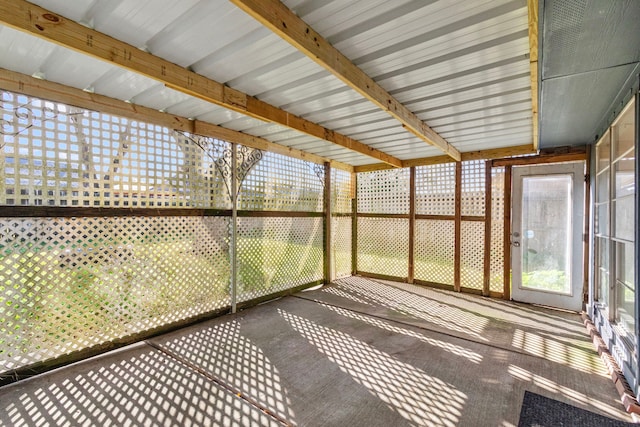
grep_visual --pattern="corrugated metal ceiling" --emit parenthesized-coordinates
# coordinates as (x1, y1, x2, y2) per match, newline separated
(0, 0, 534, 166)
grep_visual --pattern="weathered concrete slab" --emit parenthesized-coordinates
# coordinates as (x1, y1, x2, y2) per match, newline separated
(0, 277, 631, 426)
(0, 342, 284, 427)
(151, 292, 630, 425)
(297, 277, 600, 370)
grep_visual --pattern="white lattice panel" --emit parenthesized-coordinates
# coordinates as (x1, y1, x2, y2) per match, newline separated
(238, 151, 323, 212)
(357, 218, 409, 278)
(461, 160, 485, 217)
(1, 90, 231, 209)
(0, 215, 231, 374)
(357, 169, 410, 214)
(461, 221, 484, 289)
(236, 217, 323, 301)
(415, 163, 456, 216)
(490, 168, 505, 293)
(331, 216, 352, 279)
(414, 219, 455, 286)
(331, 168, 352, 214)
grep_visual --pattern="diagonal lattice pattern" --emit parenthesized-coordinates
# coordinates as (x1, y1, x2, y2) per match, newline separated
(331, 216, 352, 280)
(490, 167, 506, 293)
(357, 218, 409, 278)
(414, 219, 455, 286)
(460, 221, 485, 290)
(0, 215, 230, 374)
(2, 88, 331, 381)
(236, 217, 323, 302)
(331, 168, 353, 214)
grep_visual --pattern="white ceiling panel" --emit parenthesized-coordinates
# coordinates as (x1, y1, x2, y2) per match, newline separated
(441, 119, 532, 139)
(145, 2, 259, 68)
(127, 85, 192, 111)
(40, 50, 117, 90)
(29, 0, 97, 22)
(0, 0, 537, 167)
(191, 29, 282, 84)
(87, 0, 201, 49)
(321, 110, 391, 131)
(326, 0, 523, 65)
(165, 97, 220, 120)
(0, 27, 58, 76)
(450, 130, 533, 146)
(227, 52, 328, 98)
(91, 68, 159, 102)
(331, 117, 398, 135)
(455, 132, 533, 150)
(196, 108, 246, 126)
(217, 116, 271, 133)
(361, 11, 528, 79)
(418, 89, 532, 121)
(406, 75, 531, 111)
(238, 123, 298, 139)
(383, 43, 530, 96)
(436, 110, 533, 134)
(426, 100, 532, 126)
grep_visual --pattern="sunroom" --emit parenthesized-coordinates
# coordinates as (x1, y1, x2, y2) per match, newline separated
(0, 0, 639, 425)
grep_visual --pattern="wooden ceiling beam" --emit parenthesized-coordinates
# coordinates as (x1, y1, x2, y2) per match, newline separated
(354, 145, 537, 172)
(0, 67, 354, 172)
(230, 0, 462, 162)
(492, 145, 586, 167)
(0, 0, 400, 168)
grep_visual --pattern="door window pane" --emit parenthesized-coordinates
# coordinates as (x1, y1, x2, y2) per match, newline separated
(521, 175, 572, 294)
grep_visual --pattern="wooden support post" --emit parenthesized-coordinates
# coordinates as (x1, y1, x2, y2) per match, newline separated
(503, 166, 513, 300)
(324, 162, 332, 284)
(483, 161, 492, 297)
(230, 144, 238, 313)
(352, 174, 358, 275)
(528, 0, 539, 150)
(408, 167, 416, 284)
(454, 161, 462, 292)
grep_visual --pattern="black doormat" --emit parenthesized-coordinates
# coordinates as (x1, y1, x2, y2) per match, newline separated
(518, 391, 634, 426)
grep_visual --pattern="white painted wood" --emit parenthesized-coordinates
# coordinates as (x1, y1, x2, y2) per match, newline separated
(511, 162, 585, 311)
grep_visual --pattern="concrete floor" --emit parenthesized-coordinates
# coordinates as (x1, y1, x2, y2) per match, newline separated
(0, 277, 632, 426)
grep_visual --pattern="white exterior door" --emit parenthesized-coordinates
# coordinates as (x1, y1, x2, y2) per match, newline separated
(511, 162, 585, 311)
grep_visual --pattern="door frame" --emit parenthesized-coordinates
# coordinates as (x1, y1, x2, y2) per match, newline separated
(510, 162, 586, 311)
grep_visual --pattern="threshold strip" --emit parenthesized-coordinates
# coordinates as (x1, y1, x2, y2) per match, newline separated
(145, 340, 293, 427)
(291, 290, 589, 364)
